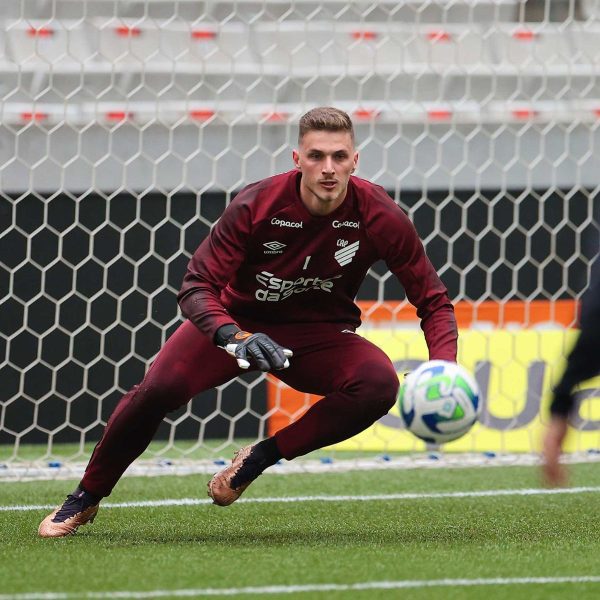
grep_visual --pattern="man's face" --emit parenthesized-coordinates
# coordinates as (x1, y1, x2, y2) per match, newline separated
(293, 130, 358, 215)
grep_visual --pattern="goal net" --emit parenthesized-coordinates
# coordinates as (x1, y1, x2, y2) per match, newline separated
(1, 0, 599, 479)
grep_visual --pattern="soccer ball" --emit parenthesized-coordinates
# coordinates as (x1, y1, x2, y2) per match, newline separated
(398, 360, 481, 444)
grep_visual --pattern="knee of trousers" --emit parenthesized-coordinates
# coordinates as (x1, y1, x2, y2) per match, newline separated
(131, 381, 190, 413)
(345, 361, 399, 414)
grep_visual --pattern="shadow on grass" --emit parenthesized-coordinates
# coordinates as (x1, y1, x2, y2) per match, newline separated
(81, 520, 563, 548)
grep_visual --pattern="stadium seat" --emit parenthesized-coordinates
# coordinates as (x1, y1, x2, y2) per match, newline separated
(569, 27, 600, 64)
(5, 20, 94, 67)
(204, 0, 520, 24)
(1, 4, 598, 126)
(254, 25, 347, 72)
(490, 26, 573, 68)
(254, 23, 496, 74)
(404, 27, 495, 69)
(580, 0, 600, 21)
(92, 19, 259, 72)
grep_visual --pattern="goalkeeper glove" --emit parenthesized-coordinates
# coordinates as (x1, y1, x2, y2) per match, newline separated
(216, 326, 293, 371)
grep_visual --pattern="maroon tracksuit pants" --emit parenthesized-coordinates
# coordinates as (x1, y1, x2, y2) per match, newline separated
(82, 319, 399, 497)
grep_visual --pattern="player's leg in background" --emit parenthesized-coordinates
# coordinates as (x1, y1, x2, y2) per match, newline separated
(271, 323, 399, 460)
(81, 319, 242, 499)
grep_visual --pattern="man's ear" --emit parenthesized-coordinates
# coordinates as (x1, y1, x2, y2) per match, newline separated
(292, 149, 301, 169)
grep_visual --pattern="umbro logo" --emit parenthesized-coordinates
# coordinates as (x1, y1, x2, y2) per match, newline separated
(264, 241, 286, 254)
(334, 240, 359, 266)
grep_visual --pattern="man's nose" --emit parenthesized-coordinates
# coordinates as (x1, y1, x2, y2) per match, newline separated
(322, 157, 334, 174)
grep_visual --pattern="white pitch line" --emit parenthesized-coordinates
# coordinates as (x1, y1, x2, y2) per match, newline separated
(2, 576, 600, 599)
(2, 485, 600, 513)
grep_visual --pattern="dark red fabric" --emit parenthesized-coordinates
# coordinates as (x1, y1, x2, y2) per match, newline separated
(82, 318, 398, 497)
(82, 170, 457, 498)
(178, 170, 457, 360)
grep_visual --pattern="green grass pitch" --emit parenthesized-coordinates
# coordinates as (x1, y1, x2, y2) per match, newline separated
(1, 462, 600, 599)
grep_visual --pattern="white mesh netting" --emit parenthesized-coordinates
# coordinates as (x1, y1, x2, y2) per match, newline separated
(1, 0, 600, 480)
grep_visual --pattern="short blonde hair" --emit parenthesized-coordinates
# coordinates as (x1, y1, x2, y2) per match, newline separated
(298, 107, 355, 145)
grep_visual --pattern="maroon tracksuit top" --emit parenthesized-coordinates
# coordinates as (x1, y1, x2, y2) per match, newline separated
(178, 170, 457, 361)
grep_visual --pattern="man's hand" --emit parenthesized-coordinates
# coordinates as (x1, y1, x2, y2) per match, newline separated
(224, 331, 293, 371)
(542, 416, 569, 487)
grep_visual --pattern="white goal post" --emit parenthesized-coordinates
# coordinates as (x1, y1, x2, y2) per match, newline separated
(1, 0, 599, 479)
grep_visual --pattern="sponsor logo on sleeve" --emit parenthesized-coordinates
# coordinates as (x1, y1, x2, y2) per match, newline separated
(255, 270, 342, 302)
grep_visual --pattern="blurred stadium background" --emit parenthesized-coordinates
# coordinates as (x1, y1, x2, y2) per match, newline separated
(1, 0, 599, 478)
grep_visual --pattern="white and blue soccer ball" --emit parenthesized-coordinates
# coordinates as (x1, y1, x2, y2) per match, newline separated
(398, 360, 481, 444)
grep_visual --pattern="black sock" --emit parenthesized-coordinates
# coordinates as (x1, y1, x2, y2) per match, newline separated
(253, 437, 283, 468)
(75, 483, 102, 505)
(230, 438, 282, 489)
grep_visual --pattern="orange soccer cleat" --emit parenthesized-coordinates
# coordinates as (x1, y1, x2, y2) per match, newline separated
(38, 487, 100, 538)
(207, 444, 265, 506)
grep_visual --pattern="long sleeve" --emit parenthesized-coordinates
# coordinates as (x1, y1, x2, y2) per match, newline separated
(177, 192, 253, 342)
(365, 188, 458, 361)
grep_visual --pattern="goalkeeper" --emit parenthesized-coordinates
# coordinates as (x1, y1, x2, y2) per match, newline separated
(543, 258, 600, 486)
(39, 107, 457, 537)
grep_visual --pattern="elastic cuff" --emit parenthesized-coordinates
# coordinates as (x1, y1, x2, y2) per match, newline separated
(77, 483, 103, 503)
(214, 323, 241, 347)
